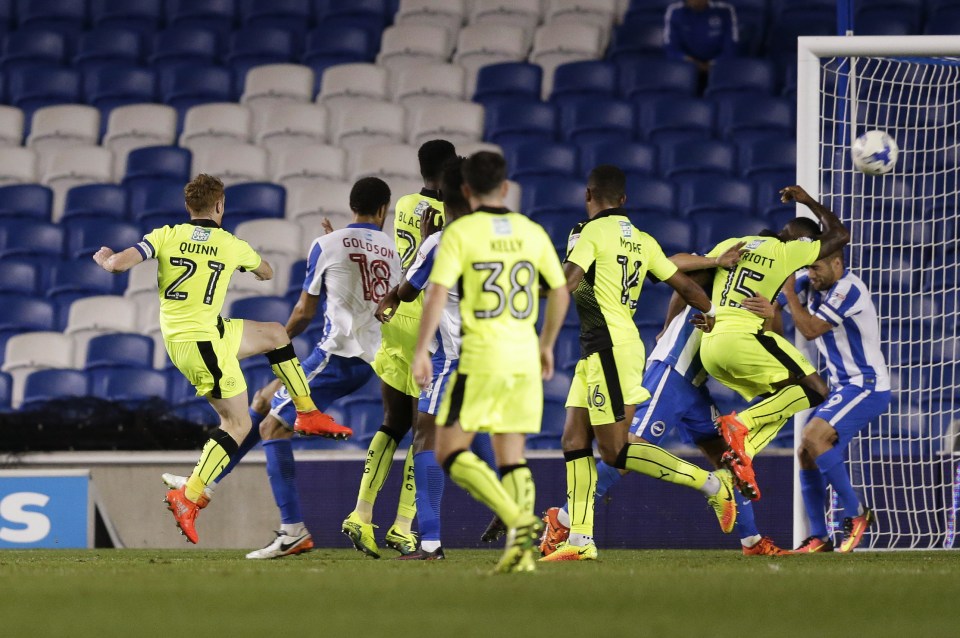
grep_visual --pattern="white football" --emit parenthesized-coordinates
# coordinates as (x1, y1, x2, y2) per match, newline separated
(851, 130, 898, 175)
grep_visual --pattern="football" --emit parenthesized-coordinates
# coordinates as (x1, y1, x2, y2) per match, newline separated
(851, 129, 899, 175)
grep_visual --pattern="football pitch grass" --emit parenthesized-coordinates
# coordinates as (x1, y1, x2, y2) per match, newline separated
(3, 549, 959, 637)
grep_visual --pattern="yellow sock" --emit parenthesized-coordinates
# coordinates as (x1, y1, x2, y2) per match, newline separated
(356, 428, 400, 518)
(185, 429, 239, 502)
(618, 442, 709, 490)
(564, 450, 596, 537)
(394, 446, 417, 532)
(739, 385, 813, 457)
(501, 461, 536, 516)
(446, 450, 522, 528)
(266, 343, 317, 413)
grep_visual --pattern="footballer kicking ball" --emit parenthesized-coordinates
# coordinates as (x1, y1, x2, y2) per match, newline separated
(851, 129, 898, 175)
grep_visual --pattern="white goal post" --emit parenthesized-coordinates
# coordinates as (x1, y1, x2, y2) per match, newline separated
(795, 36, 960, 550)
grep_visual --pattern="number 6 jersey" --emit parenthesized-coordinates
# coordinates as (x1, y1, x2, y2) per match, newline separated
(303, 222, 400, 362)
(137, 219, 262, 341)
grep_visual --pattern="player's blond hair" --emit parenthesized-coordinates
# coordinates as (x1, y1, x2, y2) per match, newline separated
(184, 174, 224, 215)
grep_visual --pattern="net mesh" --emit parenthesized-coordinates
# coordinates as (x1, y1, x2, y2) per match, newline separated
(817, 55, 960, 549)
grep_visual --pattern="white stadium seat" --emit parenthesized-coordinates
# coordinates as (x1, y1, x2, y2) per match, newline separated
(456, 141, 504, 157)
(0, 146, 38, 185)
(102, 104, 178, 177)
(27, 105, 100, 153)
(3, 331, 75, 408)
(376, 24, 452, 77)
(505, 179, 522, 212)
(330, 100, 406, 154)
(530, 23, 604, 97)
(393, 63, 466, 110)
(241, 63, 315, 132)
(234, 218, 303, 260)
(454, 24, 528, 94)
(42, 146, 114, 220)
(351, 143, 420, 182)
(285, 180, 353, 225)
(191, 144, 268, 186)
(272, 144, 347, 190)
(0, 105, 24, 147)
(408, 100, 484, 147)
(297, 212, 354, 251)
(469, 0, 542, 48)
(65, 295, 138, 365)
(178, 103, 252, 151)
(396, 0, 467, 36)
(256, 103, 328, 154)
(544, 0, 617, 31)
(316, 63, 389, 109)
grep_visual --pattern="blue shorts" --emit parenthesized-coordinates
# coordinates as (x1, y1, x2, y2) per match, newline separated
(270, 346, 375, 428)
(811, 384, 892, 448)
(418, 355, 458, 416)
(630, 361, 720, 446)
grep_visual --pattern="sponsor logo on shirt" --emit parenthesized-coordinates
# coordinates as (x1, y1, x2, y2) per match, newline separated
(744, 239, 765, 250)
(191, 227, 211, 242)
(492, 218, 511, 236)
(619, 221, 633, 238)
(414, 200, 431, 218)
(567, 232, 580, 254)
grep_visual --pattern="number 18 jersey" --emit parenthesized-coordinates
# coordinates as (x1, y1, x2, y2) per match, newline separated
(137, 220, 262, 341)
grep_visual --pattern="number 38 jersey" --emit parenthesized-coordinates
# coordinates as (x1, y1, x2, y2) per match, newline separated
(566, 208, 678, 356)
(137, 219, 262, 341)
(303, 222, 400, 362)
(429, 207, 566, 375)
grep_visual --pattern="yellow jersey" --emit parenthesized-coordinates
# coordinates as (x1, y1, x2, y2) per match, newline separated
(137, 219, 262, 341)
(429, 206, 566, 374)
(393, 188, 443, 320)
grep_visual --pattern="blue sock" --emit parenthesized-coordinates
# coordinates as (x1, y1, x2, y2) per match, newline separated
(800, 467, 829, 539)
(263, 438, 302, 524)
(471, 433, 498, 474)
(561, 460, 623, 517)
(736, 497, 760, 540)
(413, 450, 444, 542)
(215, 408, 264, 483)
(816, 446, 861, 520)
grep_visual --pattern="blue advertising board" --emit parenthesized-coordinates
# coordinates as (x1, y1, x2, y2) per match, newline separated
(0, 470, 92, 549)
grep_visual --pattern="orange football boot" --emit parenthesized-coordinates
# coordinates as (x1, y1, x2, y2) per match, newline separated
(164, 486, 200, 544)
(294, 409, 353, 439)
(539, 507, 570, 557)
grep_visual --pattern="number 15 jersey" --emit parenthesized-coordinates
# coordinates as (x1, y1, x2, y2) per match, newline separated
(137, 219, 262, 341)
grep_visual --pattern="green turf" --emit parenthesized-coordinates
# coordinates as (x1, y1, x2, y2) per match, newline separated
(2, 549, 959, 637)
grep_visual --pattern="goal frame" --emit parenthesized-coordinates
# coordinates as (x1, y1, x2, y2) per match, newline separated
(793, 36, 960, 549)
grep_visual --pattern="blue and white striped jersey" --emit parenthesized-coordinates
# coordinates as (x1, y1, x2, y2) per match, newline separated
(406, 230, 461, 361)
(648, 305, 708, 387)
(780, 271, 890, 391)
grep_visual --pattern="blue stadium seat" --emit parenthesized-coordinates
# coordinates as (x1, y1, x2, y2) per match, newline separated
(0, 260, 39, 294)
(93, 368, 168, 404)
(160, 63, 234, 110)
(751, 174, 795, 218)
(84, 65, 158, 111)
(508, 142, 578, 180)
(766, 14, 834, 74)
(64, 219, 141, 260)
(342, 397, 386, 444)
(855, 3, 922, 34)
(608, 23, 665, 62)
(124, 146, 192, 183)
(554, 325, 581, 372)
(240, 0, 313, 40)
(622, 0, 674, 26)
(21, 368, 89, 409)
(16, 0, 88, 37)
(166, 0, 237, 41)
(705, 58, 776, 98)
(564, 99, 634, 146)
(739, 137, 796, 179)
(86, 332, 155, 369)
(619, 57, 698, 99)
(578, 141, 657, 180)
(0, 220, 63, 258)
(48, 259, 121, 300)
(8, 65, 82, 113)
(677, 176, 754, 219)
(521, 177, 585, 217)
(550, 60, 617, 108)
(0, 29, 66, 71)
(532, 209, 584, 252)
(543, 370, 572, 405)
(639, 96, 715, 144)
(473, 62, 542, 103)
(0, 0, 11, 33)
(627, 212, 694, 255)
(226, 26, 296, 92)
(0, 185, 53, 220)
(715, 95, 793, 143)
(63, 184, 129, 222)
(302, 24, 372, 69)
(0, 371, 11, 411)
(924, 8, 960, 34)
(689, 211, 767, 250)
(221, 183, 286, 231)
(730, 0, 768, 56)
(229, 295, 292, 323)
(150, 27, 221, 73)
(91, 0, 164, 33)
(660, 139, 736, 178)
(315, 0, 390, 26)
(485, 101, 557, 149)
(527, 400, 566, 449)
(636, 284, 674, 327)
(286, 259, 308, 296)
(132, 179, 188, 228)
(623, 177, 675, 215)
(73, 28, 143, 72)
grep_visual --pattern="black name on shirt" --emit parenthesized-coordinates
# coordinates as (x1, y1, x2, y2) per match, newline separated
(490, 238, 522, 252)
(620, 237, 643, 254)
(179, 242, 218, 256)
(398, 210, 421, 229)
(342, 237, 395, 258)
(741, 252, 775, 268)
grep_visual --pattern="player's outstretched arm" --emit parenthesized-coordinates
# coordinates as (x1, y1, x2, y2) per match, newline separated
(780, 185, 850, 258)
(285, 291, 320, 338)
(413, 282, 447, 388)
(93, 246, 143, 273)
(664, 271, 715, 330)
(669, 243, 744, 272)
(539, 283, 570, 380)
(779, 273, 832, 340)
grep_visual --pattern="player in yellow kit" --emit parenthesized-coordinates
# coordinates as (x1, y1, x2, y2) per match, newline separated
(93, 174, 344, 544)
(700, 185, 850, 500)
(413, 151, 570, 573)
(342, 140, 458, 557)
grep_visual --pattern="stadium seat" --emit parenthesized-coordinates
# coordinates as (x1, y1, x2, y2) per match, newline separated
(233, 219, 302, 270)
(221, 182, 285, 231)
(638, 97, 714, 144)
(376, 24, 452, 75)
(532, 209, 583, 252)
(715, 96, 794, 143)
(622, 176, 675, 215)
(225, 27, 297, 92)
(84, 331, 154, 377)
(103, 105, 178, 176)
(528, 399, 566, 448)
(179, 103, 252, 150)
(160, 64, 235, 112)
(454, 24, 529, 94)
(393, 63, 466, 112)
(150, 27, 221, 73)
(628, 212, 694, 255)
(508, 142, 578, 180)
(62, 184, 128, 223)
(578, 141, 656, 180)
(166, 0, 236, 39)
(239, 0, 312, 38)
(473, 62, 542, 104)
(689, 211, 766, 251)
(766, 14, 834, 74)
(0, 184, 52, 219)
(660, 139, 736, 178)
(608, 23, 664, 62)
(240, 64, 315, 128)
(0, 29, 66, 72)
(0, 260, 39, 295)
(316, 63, 389, 108)
(123, 145, 191, 183)
(229, 295, 293, 324)
(530, 23, 605, 97)
(553, 326, 580, 373)
(72, 27, 143, 73)
(0, 296, 57, 366)
(619, 57, 698, 99)
(523, 177, 586, 217)
(47, 259, 120, 303)
(20, 368, 88, 410)
(272, 145, 347, 189)
(0, 147, 38, 186)
(41, 146, 114, 220)
(739, 138, 796, 179)
(705, 58, 777, 99)
(0, 219, 63, 258)
(284, 180, 353, 228)
(484, 100, 556, 153)
(26, 105, 100, 153)
(634, 283, 673, 326)
(16, 0, 87, 34)
(8, 65, 82, 115)
(0, 105, 24, 147)
(303, 24, 372, 73)
(84, 65, 158, 113)
(190, 144, 268, 187)
(93, 367, 168, 403)
(564, 99, 634, 146)
(91, 0, 163, 32)
(678, 176, 755, 219)
(342, 397, 387, 444)
(64, 218, 141, 260)
(408, 101, 484, 147)
(550, 60, 618, 109)
(330, 101, 405, 153)
(469, 0, 541, 47)
(395, 0, 465, 35)
(65, 295, 138, 363)
(3, 331, 74, 380)
(545, 0, 617, 29)
(255, 103, 328, 153)
(351, 144, 420, 181)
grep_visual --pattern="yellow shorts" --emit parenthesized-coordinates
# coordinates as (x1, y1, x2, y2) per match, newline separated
(437, 370, 543, 434)
(566, 341, 648, 425)
(372, 313, 419, 398)
(700, 330, 816, 401)
(165, 318, 247, 400)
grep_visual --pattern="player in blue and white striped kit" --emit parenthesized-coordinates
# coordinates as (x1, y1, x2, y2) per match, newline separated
(772, 251, 891, 553)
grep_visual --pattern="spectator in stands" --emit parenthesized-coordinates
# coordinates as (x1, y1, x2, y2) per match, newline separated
(664, 0, 739, 90)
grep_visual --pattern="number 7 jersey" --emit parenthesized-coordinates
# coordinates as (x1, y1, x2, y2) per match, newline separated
(137, 220, 262, 341)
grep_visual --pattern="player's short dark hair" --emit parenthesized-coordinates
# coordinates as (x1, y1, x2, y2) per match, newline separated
(440, 156, 468, 213)
(461, 151, 506, 197)
(785, 217, 822, 239)
(587, 165, 626, 205)
(350, 176, 391, 216)
(418, 139, 457, 181)
(184, 174, 224, 215)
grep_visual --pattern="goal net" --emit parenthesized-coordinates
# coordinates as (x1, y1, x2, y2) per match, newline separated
(796, 36, 960, 549)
